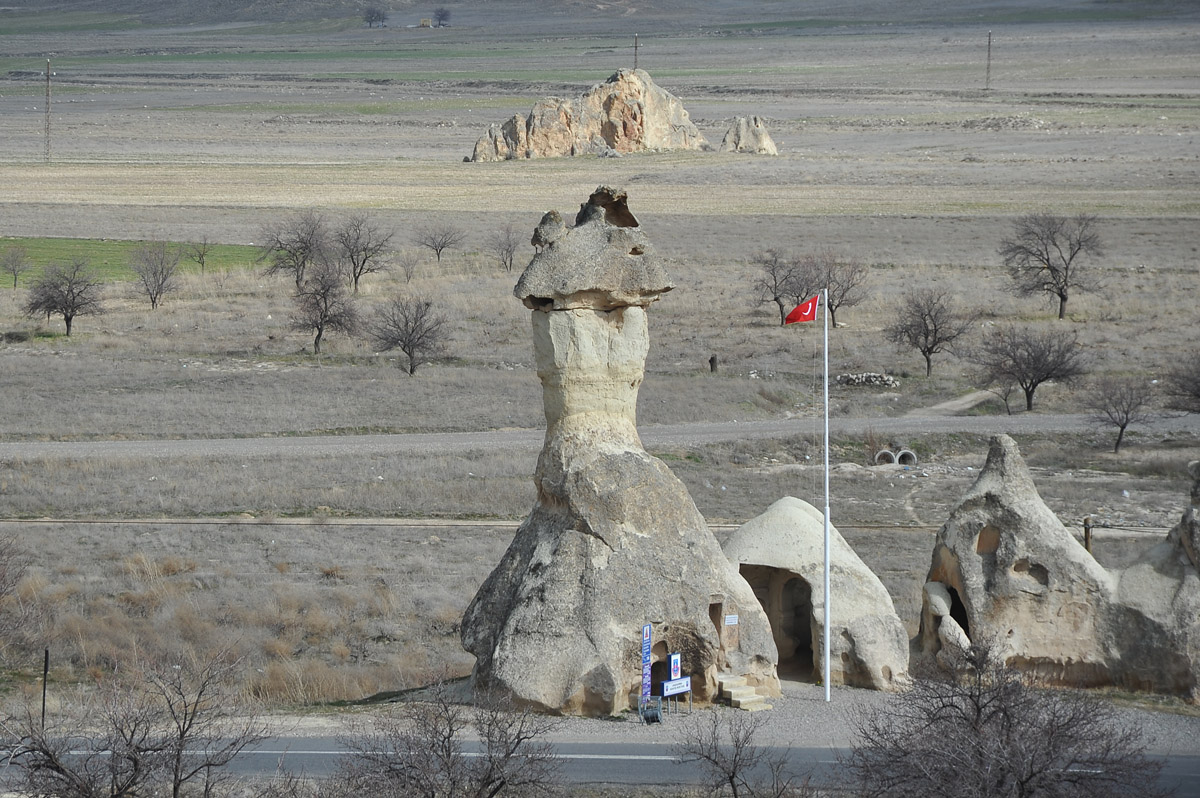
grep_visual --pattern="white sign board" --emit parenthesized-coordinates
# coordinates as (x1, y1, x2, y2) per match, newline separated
(662, 676, 691, 697)
(724, 614, 739, 626)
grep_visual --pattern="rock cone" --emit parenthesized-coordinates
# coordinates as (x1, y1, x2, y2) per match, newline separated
(718, 116, 778, 155)
(461, 187, 778, 715)
(918, 435, 1200, 698)
(724, 497, 909, 690)
(468, 70, 707, 162)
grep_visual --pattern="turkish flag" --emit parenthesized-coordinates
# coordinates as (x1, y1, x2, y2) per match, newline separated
(785, 295, 820, 324)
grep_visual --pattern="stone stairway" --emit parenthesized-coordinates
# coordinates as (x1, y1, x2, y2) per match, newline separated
(717, 675, 772, 712)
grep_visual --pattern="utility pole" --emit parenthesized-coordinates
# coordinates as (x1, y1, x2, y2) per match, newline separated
(44, 58, 51, 161)
(985, 31, 992, 91)
(634, 34, 639, 70)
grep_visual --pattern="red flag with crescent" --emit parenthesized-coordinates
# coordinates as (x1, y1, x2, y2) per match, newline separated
(785, 295, 820, 324)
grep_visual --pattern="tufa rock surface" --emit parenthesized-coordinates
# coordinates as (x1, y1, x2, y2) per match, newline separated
(718, 116, 778, 155)
(723, 497, 909, 691)
(462, 187, 778, 715)
(469, 70, 707, 162)
(918, 436, 1200, 699)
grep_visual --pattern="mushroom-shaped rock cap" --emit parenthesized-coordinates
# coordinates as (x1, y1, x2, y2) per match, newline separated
(515, 186, 674, 311)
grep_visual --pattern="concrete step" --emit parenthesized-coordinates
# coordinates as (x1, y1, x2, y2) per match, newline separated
(717, 675, 771, 712)
(731, 694, 773, 711)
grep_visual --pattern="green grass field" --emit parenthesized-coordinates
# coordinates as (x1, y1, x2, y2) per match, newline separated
(0, 237, 259, 282)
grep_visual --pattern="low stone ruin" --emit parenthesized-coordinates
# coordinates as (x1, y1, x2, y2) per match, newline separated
(718, 116, 778, 155)
(836, 372, 900, 388)
(468, 69, 707, 162)
(918, 435, 1200, 699)
(724, 497, 910, 691)
(461, 187, 779, 715)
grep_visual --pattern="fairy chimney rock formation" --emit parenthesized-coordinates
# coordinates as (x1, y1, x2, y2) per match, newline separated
(723, 497, 909, 691)
(919, 436, 1200, 699)
(462, 187, 779, 715)
(718, 116, 779, 155)
(469, 69, 707, 161)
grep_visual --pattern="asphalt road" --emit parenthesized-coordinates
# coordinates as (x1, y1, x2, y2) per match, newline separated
(2, 414, 1198, 461)
(232, 736, 1200, 795)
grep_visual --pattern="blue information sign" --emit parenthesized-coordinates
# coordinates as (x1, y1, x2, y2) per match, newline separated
(641, 624, 652, 699)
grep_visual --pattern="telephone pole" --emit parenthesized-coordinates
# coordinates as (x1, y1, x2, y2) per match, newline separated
(985, 31, 992, 90)
(633, 34, 639, 70)
(44, 59, 51, 161)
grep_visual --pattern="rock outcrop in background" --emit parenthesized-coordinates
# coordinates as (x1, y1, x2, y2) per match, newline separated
(918, 436, 1200, 699)
(718, 116, 778, 155)
(468, 69, 707, 161)
(461, 187, 778, 715)
(724, 497, 909, 691)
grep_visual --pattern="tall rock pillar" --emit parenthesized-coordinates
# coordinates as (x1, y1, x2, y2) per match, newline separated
(461, 187, 779, 715)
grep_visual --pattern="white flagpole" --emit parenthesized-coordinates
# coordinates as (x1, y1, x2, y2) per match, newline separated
(822, 288, 831, 703)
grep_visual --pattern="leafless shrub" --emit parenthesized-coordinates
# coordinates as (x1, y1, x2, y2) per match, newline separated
(972, 324, 1089, 411)
(332, 212, 393, 293)
(844, 644, 1168, 798)
(130, 240, 182, 310)
(290, 260, 360, 355)
(371, 295, 448, 375)
(413, 222, 466, 263)
(1084, 376, 1157, 453)
(1, 651, 266, 798)
(800, 248, 868, 327)
(673, 708, 811, 798)
(1163, 349, 1200, 414)
(999, 212, 1102, 319)
(184, 236, 213, 274)
(22, 258, 104, 336)
(1, 244, 32, 289)
(884, 288, 979, 376)
(335, 678, 563, 798)
(259, 210, 328, 289)
(486, 223, 523, 272)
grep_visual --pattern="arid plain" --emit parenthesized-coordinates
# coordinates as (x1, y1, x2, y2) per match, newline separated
(0, 0, 1198, 702)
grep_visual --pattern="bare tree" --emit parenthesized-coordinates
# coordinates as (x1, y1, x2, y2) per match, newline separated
(1163, 350, 1200, 414)
(3, 655, 266, 798)
(372, 296, 448, 375)
(0, 532, 40, 661)
(184, 237, 213, 275)
(144, 650, 269, 798)
(999, 212, 1102, 320)
(413, 222, 465, 263)
(673, 709, 808, 798)
(885, 288, 979, 377)
(333, 212, 393, 293)
(845, 644, 1168, 798)
(973, 325, 1089, 411)
(130, 240, 182, 310)
(259, 210, 328, 289)
(801, 249, 868, 327)
(396, 250, 421, 284)
(486, 223, 523, 272)
(22, 258, 103, 336)
(752, 250, 801, 327)
(433, 7, 451, 26)
(4, 679, 167, 798)
(364, 6, 387, 27)
(2, 245, 32, 289)
(291, 261, 360, 355)
(1085, 376, 1156, 453)
(335, 680, 562, 798)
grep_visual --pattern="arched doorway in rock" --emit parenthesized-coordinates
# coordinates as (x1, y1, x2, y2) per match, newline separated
(946, 584, 971, 640)
(737, 565, 817, 682)
(780, 575, 816, 680)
